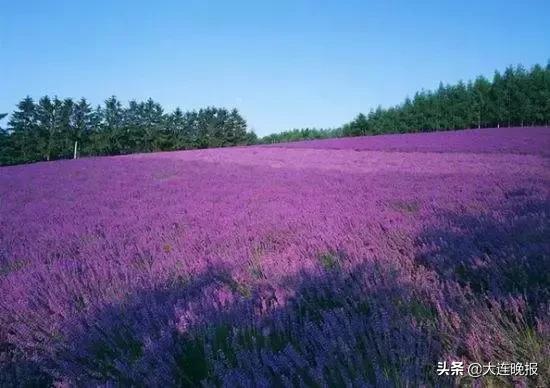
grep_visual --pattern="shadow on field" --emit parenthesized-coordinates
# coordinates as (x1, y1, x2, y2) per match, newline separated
(415, 197, 550, 309)
(411, 197, 550, 387)
(0, 341, 53, 387)
(3, 260, 451, 387)
(2, 198, 548, 387)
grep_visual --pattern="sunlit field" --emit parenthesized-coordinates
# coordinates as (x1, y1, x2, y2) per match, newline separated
(1, 127, 548, 386)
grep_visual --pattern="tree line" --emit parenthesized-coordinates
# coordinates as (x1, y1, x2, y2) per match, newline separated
(259, 127, 342, 144)
(339, 63, 550, 137)
(0, 97, 257, 166)
(1, 62, 549, 164)
(261, 63, 550, 143)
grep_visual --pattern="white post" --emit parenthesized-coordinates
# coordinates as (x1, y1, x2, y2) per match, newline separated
(73, 141, 78, 159)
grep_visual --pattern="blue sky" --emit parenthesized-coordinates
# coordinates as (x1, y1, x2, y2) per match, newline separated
(1, 0, 549, 135)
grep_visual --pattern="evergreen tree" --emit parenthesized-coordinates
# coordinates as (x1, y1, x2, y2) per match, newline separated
(166, 108, 188, 150)
(472, 76, 492, 128)
(8, 97, 40, 163)
(70, 98, 97, 157)
(0, 113, 12, 165)
(2, 61, 549, 166)
(142, 98, 165, 151)
(489, 71, 506, 127)
(229, 108, 248, 145)
(101, 96, 125, 154)
(342, 113, 369, 136)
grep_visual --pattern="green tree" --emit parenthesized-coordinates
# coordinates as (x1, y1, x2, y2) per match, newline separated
(8, 97, 40, 163)
(99, 96, 125, 155)
(342, 113, 369, 136)
(228, 108, 248, 145)
(472, 76, 492, 128)
(70, 98, 97, 157)
(166, 108, 189, 150)
(0, 113, 13, 165)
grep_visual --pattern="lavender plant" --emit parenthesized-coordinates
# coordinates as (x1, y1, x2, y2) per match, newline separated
(0, 127, 548, 386)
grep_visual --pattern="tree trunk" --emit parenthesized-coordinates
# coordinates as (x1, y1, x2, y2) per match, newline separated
(73, 141, 78, 159)
(478, 110, 481, 128)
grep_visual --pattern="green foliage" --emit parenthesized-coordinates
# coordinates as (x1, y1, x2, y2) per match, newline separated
(2, 62, 549, 164)
(354, 64, 550, 136)
(261, 62, 550, 143)
(391, 200, 420, 214)
(318, 252, 341, 271)
(0, 97, 254, 165)
(342, 113, 370, 136)
(259, 127, 342, 144)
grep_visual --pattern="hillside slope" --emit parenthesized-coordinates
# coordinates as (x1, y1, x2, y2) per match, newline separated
(0, 127, 548, 386)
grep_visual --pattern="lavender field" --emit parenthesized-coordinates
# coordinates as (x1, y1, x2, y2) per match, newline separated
(0, 127, 549, 386)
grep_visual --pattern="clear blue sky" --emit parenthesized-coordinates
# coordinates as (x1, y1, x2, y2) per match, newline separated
(1, 0, 549, 135)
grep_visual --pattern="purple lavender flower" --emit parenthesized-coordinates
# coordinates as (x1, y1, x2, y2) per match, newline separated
(0, 127, 548, 385)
